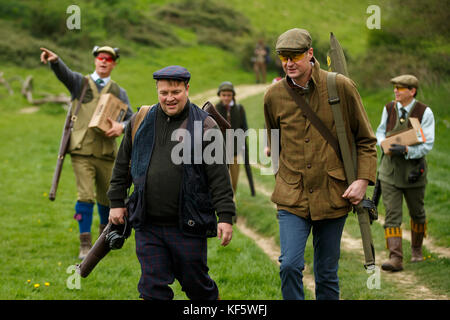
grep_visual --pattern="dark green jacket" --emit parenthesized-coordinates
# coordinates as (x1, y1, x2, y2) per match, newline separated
(215, 101, 248, 156)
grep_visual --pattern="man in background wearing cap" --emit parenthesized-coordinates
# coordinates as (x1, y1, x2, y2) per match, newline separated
(40, 46, 133, 259)
(215, 81, 249, 198)
(264, 28, 377, 299)
(107, 66, 235, 300)
(376, 75, 435, 272)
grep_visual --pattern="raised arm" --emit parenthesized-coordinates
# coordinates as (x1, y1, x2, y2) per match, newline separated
(40, 47, 83, 99)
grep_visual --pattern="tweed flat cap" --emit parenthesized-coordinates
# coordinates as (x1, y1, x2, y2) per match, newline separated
(93, 46, 119, 59)
(390, 74, 419, 88)
(153, 65, 191, 83)
(276, 28, 312, 53)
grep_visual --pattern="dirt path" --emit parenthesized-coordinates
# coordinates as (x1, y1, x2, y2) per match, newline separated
(190, 83, 270, 106)
(340, 231, 448, 300)
(236, 217, 317, 296)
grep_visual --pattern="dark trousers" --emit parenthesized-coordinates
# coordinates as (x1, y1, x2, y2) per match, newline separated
(278, 210, 347, 300)
(135, 225, 218, 300)
(380, 181, 426, 228)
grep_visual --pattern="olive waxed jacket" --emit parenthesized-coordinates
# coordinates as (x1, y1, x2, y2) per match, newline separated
(264, 59, 377, 220)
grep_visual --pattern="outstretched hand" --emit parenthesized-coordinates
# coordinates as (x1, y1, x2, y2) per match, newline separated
(40, 47, 58, 64)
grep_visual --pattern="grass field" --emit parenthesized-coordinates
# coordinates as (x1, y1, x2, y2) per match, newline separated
(0, 71, 448, 300)
(0, 0, 448, 301)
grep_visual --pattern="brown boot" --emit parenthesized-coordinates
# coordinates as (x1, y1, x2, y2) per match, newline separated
(411, 221, 426, 263)
(78, 232, 92, 260)
(381, 227, 403, 272)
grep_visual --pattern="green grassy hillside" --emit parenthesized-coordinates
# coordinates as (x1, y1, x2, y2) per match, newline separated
(226, 0, 374, 57)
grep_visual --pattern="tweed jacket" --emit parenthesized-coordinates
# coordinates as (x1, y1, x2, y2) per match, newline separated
(264, 59, 377, 220)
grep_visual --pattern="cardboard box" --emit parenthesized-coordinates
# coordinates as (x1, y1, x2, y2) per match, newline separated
(381, 117, 426, 154)
(88, 93, 128, 133)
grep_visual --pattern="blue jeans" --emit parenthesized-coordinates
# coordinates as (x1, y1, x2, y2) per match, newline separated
(278, 210, 347, 300)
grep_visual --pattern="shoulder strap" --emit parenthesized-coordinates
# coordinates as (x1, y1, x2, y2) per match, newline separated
(107, 80, 121, 97)
(282, 79, 341, 158)
(326, 72, 357, 184)
(70, 77, 89, 125)
(327, 72, 377, 267)
(126, 104, 155, 189)
(131, 105, 155, 144)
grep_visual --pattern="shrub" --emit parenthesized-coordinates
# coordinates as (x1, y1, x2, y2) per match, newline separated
(352, 0, 450, 87)
(155, 0, 251, 51)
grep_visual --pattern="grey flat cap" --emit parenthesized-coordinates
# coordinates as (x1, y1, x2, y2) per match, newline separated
(276, 28, 312, 53)
(390, 74, 419, 88)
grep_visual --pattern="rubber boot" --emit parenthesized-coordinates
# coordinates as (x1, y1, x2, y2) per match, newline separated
(411, 221, 426, 263)
(381, 227, 403, 272)
(78, 232, 92, 260)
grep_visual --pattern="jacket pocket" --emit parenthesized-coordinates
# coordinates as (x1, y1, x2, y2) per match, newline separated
(327, 167, 350, 209)
(271, 165, 302, 206)
(180, 165, 217, 238)
(101, 136, 117, 158)
(126, 187, 145, 228)
(181, 190, 217, 238)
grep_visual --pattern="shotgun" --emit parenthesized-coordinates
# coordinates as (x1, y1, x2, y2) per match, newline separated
(77, 217, 132, 278)
(328, 32, 377, 269)
(202, 101, 231, 135)
(372, 177, 382, 208)
(243, 139, 256, 196)
(49, 77, 88, 201)
(48, 108, 72, 201)
(202, 101, 255, 196)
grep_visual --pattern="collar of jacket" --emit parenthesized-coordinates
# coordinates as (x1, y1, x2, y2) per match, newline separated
(90, 71, 111, 86)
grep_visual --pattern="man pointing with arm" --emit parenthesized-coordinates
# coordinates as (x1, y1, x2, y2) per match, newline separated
(41, 46, 133, 259)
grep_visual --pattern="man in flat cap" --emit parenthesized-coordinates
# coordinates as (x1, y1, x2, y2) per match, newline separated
(40, 46, 133, 259)
(376, 74, 435, 272)
(264, 28, 377, 299)
(107, 66, 235, 300)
